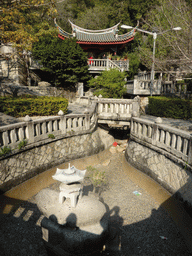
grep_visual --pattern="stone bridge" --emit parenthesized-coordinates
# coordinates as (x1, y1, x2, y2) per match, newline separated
(0, 97, 140, 152)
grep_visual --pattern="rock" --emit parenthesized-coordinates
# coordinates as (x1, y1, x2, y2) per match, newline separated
(98, 127, 114, 150)
(116, 145, 124, 153)
(38, 81, 51, 87)
(102, 159, 110, 166)
(109, 146, 117, 154)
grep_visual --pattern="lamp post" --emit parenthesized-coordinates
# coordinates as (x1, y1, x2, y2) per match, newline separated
(121, 25, 182, 96)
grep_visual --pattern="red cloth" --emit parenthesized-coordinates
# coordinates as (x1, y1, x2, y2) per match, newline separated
(88, 56, 93, 65)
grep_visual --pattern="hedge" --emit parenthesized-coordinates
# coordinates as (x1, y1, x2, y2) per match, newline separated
(147, 96, 192, 120)
(0, 95, 68, 117)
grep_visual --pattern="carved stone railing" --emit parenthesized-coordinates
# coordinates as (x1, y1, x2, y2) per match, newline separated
(0, 103, 98, 152)
(0, 98, 140, 152)
(131, 117, 192, 165)
(88, 59, 129, 73)
(95, 98, 139, 122)
(125, 72, 162, 95)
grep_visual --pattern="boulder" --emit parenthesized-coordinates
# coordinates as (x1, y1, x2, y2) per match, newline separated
(38, 81, 51, 87)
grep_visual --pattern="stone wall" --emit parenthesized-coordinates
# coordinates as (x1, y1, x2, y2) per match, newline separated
(28, 86, 76, 102)
(125, 140, 192, 210)
(0, 128, 111, 193)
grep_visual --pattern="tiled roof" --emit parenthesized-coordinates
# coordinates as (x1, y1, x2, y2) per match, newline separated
(54, 19, 136, 44)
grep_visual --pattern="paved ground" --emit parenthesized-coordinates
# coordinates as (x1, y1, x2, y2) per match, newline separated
(141, 114, 192, 133)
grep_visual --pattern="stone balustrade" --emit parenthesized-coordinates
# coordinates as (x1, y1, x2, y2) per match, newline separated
(88, 59, 129, 73)
(0, 103, 98, 152)
(0, 98, 138, 152)
(131, 117, 192, 165)
(125, 71, 162, 95)
(96, 98, 139, 120)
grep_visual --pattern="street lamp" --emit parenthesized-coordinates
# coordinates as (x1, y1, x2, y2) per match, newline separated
(121, 25, 182, 96)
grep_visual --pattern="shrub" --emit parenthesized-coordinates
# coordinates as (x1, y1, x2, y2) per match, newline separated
(88, 69, 127, 98)
(0, 96, 68, 118)
(147, 96, 192, 119)
(86, 166, 106, 190)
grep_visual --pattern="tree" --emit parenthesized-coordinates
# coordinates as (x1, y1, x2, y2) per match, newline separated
(32, 36, 90, 88)
(140, 0, 192, 72)
(88, 69, 127, 98)
(127, 52, 140, 79)
(0, 0, 57, 51)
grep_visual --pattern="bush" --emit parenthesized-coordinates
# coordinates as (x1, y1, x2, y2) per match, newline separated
(147, 96, 192, 119)
(86, 166, 106, 189)
(88, 69, 127, 98)
(0, 96, 68, 117)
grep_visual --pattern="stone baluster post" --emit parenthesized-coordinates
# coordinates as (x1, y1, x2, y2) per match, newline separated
(26, 120, 35, 143)
(85, 114, 90, 130)
(152, 124, 158, 146)
(107, 59, 109, 71)
(2, 131, 9, 146)
(60, 115, 66, 135)
(132, 99, 140, 117)
(10, 129, 17, 144)
(188, 137, 192, 165)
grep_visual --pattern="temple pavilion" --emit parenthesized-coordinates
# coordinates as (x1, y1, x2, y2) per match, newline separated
(54, 19, 137, 53)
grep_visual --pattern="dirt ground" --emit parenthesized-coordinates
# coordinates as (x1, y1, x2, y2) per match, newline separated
(0, 148, 191, 256)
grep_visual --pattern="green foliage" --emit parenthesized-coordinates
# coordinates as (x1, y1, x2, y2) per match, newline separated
(86, 166, 106, 188)
(59, 0, 159, 31)
(48, 134, 55, 139)
(88, 69, 127, 98)
(127, 52, 140, 79)
(32, 36, 90, 88)
(0, 146, 11, 157)
(18, 139, 27, 150)
(0, 96, 68, 118)
(1, 0, 57, 51)
(147, 96, 192, 119)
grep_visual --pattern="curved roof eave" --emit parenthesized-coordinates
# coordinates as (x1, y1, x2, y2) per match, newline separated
(55, 19, 137, 44)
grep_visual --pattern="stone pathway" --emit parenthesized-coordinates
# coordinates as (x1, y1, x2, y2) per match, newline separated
(141, 114, 192, 133)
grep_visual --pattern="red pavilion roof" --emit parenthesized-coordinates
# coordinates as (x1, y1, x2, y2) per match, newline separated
(54, 19, 136, 46)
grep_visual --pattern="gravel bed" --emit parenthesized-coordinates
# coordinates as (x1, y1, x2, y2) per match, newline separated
(0, 151, 191, 255)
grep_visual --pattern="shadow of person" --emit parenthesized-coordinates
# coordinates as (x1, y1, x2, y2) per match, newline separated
(41, 212, 108, 256)
(99, 202, 123, 254)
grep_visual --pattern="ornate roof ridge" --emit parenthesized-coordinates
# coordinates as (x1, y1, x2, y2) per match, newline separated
(54, 18, 73, 39)
(54, 18, 137, 45)
(68, 19, 120, 34)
